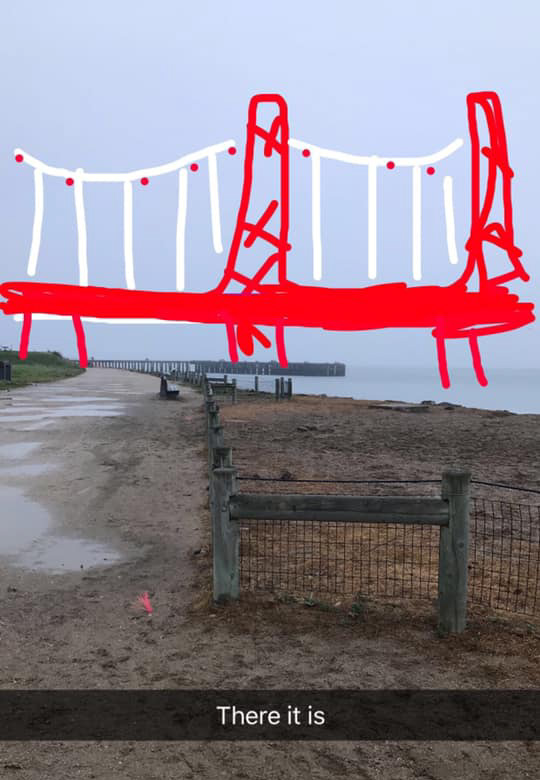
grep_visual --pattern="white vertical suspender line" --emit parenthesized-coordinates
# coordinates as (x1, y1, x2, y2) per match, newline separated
(74, 168, 88, 286)
(443, 175, 460, 265)
(311, 152, 322, 281)
(367, 159, 378, 280)
(27, 168, 44, 277)
(176, 168, 188, 291)
(412, 165, 422, 281)
(207, 152, 223, 254)
(123, 180, 136, 290)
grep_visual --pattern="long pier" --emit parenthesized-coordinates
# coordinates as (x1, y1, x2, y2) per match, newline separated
(87, 359, 345, 376)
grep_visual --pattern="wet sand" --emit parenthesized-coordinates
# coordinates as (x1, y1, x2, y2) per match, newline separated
(0, 370, 538, 779)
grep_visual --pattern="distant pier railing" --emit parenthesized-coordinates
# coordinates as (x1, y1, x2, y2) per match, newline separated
(89, 359, 192, 374)
(191, 360, 345, 376)
(87, 359, 345, 377)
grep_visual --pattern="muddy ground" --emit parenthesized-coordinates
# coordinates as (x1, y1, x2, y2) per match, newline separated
(0, 369, 538, 779)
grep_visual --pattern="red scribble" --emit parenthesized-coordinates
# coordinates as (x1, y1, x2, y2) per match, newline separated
(426, 166, 435, 175)
(65, 177, 74, 186)
(140, 177, 149, 186)
(72, 314, 88, 367)
(0, 91, 534, 388)
(137, 592, 153, 614)
(386, 161, 395, 169)
(19, 312, 32, 360)
(190, 163, 198, 172)
(15, 153, 23, 163)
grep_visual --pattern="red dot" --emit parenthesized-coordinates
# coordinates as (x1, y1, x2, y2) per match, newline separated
(15, 153, 24, 163)
(386, 161, 395, 169)
(190, 163, 199, 172)
(65, 177, 74, 186)
(426, 166, 435, 175)
(228, 146, 237, 155)
(302, 148, 311, 157)
(140, 177, 149, 186)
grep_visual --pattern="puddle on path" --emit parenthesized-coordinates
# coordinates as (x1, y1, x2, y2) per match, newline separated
(1, 486, 50, 552)
(0, 463, 54, 478)
(0, 442, 40, 459)
(0, 406, 125, 422)
(38, 396, 118, 403)
(0, 407, 63, 414)
(14, 537, 123, 573)
(17, 421, 55, 431)
(0, 485, 123, 573)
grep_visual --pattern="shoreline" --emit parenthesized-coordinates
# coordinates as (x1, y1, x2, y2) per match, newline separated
(205, 366, 540, 416)
(231, 386, 540, 418)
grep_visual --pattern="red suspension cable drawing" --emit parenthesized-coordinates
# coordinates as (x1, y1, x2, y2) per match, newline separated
(0, 91, 535, 387)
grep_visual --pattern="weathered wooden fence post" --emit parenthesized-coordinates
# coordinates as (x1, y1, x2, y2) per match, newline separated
(275, 378, 280, 401)
(287, 378, 293, 399)
(438, 469, 471, 634)
(208, 423, 224, 470)
(231, 379, 237, 404)
(212, 445, 232, 470)
(254, 375, 259, 393)
(212, 466, 239, 601)
(208, 408, 220, 430)
(205, 400, 217, 426)
(280, 376, 285, 398)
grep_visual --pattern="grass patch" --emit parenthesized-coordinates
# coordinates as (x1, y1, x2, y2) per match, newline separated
(0, 350, 84, 390)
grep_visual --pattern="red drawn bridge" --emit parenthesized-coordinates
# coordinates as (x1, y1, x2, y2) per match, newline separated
(0, 91, 534, 388)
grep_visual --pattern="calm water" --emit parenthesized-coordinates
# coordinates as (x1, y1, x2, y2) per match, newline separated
(211, 366, 540, 414)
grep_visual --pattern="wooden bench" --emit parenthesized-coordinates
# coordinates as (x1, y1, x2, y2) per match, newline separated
(159, 376, 179, 399)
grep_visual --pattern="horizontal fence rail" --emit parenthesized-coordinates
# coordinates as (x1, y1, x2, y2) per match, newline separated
(229, 494, 451, 525)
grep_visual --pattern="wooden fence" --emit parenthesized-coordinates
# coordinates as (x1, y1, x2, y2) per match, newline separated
(203, 381, 470, 635)
(198, 373, 293, 402)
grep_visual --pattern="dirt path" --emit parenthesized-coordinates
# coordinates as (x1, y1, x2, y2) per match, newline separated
(0, 371, 538, 778)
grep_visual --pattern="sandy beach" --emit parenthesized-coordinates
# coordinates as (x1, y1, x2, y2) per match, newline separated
(0, 369, 538, 779)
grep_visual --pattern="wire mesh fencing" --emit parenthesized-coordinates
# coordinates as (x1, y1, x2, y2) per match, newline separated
(469, 497, 539, 615)
(238, 482, 540, 617)
(240, 520, 440, 602)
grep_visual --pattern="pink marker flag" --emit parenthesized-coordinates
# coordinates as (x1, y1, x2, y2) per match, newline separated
(137, 592, 153, 614)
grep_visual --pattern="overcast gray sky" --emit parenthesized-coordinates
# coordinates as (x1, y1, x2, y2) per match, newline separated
(0, 0, 538, 369)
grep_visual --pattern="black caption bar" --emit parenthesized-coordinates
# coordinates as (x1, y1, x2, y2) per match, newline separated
(0, 690, 538, 741)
